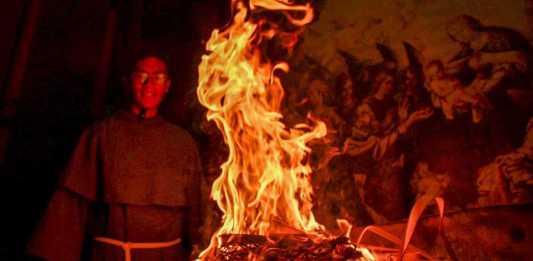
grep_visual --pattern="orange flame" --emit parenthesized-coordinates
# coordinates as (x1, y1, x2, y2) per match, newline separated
(198, 0, 324, 237)
(196, 1, 375, 259)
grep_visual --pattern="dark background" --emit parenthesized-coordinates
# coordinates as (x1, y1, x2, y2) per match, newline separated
(0, 0, 228, 259)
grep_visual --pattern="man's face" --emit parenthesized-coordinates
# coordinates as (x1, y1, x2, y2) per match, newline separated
(379, 75, 394, 95)
(355, 104, 379, 133)
(130, 57, 170, 111)
(427, 64, 444, 80)
(309, 80, 327, 106)
(405, 70, 418, 89)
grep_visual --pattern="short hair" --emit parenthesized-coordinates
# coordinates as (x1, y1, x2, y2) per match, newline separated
(123, 48, 173, 80)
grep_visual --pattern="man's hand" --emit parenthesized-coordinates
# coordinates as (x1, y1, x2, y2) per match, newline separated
(399, 107, 433, 134)
(408, 107, 433, 123)
(342, 136, 378, 155)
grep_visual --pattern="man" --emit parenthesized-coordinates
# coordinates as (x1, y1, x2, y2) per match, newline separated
(27, 54, 203, 260)
(341, 89, 433, 222)
(477, 117, 533, 206)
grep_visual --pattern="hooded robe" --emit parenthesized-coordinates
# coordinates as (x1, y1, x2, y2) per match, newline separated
(27, 110, 203, 261)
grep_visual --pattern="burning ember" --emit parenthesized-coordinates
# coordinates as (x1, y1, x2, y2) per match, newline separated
(196, 0, 431, 260)
(215, 234, 366, 260)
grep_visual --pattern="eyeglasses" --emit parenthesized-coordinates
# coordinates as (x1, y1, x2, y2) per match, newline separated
(132, 72, 169, 85)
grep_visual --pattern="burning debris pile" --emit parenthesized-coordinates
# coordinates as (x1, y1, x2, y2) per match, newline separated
(215, 234, 364, 261)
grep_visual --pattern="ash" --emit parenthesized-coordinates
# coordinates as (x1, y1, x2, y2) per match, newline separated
(214, 234, 364, 261)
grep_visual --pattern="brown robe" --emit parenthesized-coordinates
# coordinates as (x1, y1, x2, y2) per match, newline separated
(27, 110, 203, 261)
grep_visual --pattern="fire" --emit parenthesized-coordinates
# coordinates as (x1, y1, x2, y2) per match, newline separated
(197, 0, 324, 236)
(196, 0, 375, 259)
(195, 1, 445, 260)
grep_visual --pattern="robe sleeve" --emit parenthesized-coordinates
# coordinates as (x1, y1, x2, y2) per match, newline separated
(60, 125, 102, 201)
(371, 131, 400, 160)
(27, 125, 101, 260)
(26, 188, 90, 261)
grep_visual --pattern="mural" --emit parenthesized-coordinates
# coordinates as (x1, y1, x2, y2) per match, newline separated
(196, 0, 533, 234)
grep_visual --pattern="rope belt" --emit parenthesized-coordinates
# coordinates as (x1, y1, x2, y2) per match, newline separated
(94, 236, 181, 261)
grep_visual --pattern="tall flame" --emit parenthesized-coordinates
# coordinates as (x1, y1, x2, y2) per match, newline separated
(196, 2, 430, 260)
(197, 0, 325, 241)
